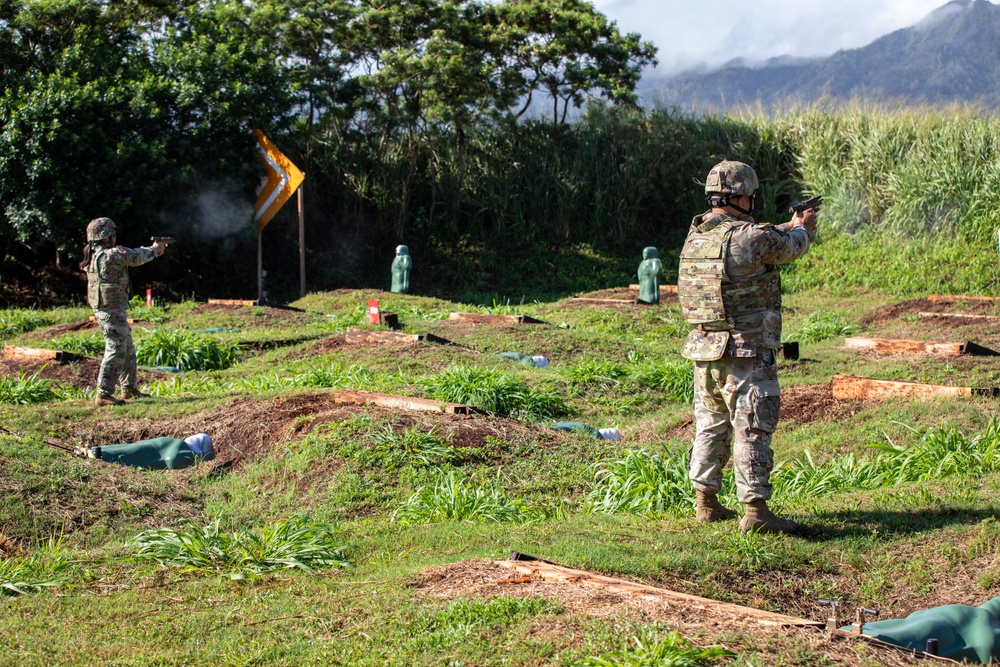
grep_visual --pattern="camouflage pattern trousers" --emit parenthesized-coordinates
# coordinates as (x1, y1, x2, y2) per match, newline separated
(94, 309, 138, 395)
(688, 350, 780, 503)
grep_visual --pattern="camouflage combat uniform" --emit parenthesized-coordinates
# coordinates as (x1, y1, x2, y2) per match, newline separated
(679, 212, 810, 503)
(86, 244, 157, 396)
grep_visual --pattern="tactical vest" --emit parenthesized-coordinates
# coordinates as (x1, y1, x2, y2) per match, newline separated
(677, 218, 780, 328)
(86, 246, 131, 311)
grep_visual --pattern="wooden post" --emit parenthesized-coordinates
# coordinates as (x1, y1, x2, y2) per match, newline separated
(257, 230, 263, 303)
(298, 185, 305, 298)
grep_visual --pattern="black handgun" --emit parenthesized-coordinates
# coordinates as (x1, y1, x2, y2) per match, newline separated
(788, 196, 822, 214)
(151, 236, 176, 245)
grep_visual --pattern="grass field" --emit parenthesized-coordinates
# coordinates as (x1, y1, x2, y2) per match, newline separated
(1, 286, 999, 666)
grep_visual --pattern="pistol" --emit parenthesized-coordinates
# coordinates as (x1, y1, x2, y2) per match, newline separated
(151, 236, 176, 245)
(788, 196, 822, 214)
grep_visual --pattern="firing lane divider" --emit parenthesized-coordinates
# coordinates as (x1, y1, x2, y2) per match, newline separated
(2, 345, 81, 364)
(844, 337, 999, 357)
(328, 389, 485, 415)
(207, 298, 260, 307)
(832, 374, 1000, 400)
(927, 294, 1000, 304)
(628, 284, 679, 294)
(448, 312, 545, 325)
(344, 328, 456, 347)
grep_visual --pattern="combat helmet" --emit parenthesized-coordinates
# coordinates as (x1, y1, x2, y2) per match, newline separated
(704, 161, 760, 218)
(86, 217, 116, 243)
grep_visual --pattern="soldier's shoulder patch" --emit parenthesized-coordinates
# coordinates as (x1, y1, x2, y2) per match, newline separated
(116, 246, 127, 253)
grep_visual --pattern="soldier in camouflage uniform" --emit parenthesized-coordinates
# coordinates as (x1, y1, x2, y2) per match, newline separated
(81, 218, 167, 406)
(678, 161, 816, 533)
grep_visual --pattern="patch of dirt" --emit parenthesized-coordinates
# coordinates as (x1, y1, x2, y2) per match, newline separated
(0, 357, 172, 391)
(89, 392, 535, 473)
(780, 382, 869, 425)
(863, 297, 1000, 324)
(411, 560, 926, 666)
(0, 532, 16, 558)
(191, 303, 316, 324)
(34, 320, 98, 338)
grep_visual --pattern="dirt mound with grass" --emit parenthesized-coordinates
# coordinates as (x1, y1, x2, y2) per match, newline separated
(192, 303, 317, 324)
(781, 382, 871, 425)
(34, 320, 99, 338)
(89, 392, 537, 471)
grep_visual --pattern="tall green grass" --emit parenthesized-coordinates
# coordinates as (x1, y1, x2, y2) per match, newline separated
(0, 308, 50, 338)
(0, 542, 71, 596)
(132, 517, 351, 579)
(563, 357, 693, 402)
(394, 471, 559, 524)
(135, 329, 241, 371)
(45, 332, 106, 356)
(784, 312, 860, 343)
(419, 366, 568, 420)
(588, 420, 1000, 517)
(568, 632, 733, 667)
(0, 368, 77, 404)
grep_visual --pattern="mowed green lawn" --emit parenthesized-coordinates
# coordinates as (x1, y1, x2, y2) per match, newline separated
(1, 287, 999, 666)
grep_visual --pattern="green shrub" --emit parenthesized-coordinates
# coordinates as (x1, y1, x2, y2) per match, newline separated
(419, 366, 568, 420)
(135, 329, 241, 371)
(132, 517, 351, 578)
(784, 312, 860, 343)
(0, 368, 67, 404)
(569, 632, 733, 667)
(46, 332, 106, 356)
(588, 447, 717, 517)
(394, 471, 558, 524)
(631, 358, 694, 402)
(0, 308, 51, 338)
(369, 425, 457, 469)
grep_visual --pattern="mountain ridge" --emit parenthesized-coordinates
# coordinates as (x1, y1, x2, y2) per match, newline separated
(645, 0, 1000, 109)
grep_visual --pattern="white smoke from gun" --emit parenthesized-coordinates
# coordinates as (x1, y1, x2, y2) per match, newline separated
(195, 182, 254, 239)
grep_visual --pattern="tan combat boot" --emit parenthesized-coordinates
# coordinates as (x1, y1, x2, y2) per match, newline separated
(121, 386, 151, 399)
(695, 490, 738, 523)
(94, 392, 125, 406)
(739, 500, 798, 534)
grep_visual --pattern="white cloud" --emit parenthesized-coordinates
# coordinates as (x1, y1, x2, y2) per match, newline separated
(592, 0, 967, 76)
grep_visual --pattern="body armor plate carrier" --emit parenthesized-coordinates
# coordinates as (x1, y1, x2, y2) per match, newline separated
(678, 219, 780, 327)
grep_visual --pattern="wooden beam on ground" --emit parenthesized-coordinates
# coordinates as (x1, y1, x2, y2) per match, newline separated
(843, 337, 999, 356)
(496, 558, 823, 628)
(832, 374, 999, 400)
(330, 390, 483, 415)
(918, 312, 1000, 321)
(629, 284, 679, 294)
(2, 346, 80, 364)
(927, 294, 1000, 304)
(567, 297, 635, 305)
(207, 298, 259, 307)
(89, 316, 142, 324)
(345, 328, 422, 344)
(448, 313, 543, 325)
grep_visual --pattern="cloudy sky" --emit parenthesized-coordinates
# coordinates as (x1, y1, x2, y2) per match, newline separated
(591, 0, 959, 76)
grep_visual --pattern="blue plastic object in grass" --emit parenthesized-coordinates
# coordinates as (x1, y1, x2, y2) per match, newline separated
(551, 422, 621, 441)
(496, 352, 548, 368)
(146, 366, 182, 373)
(846, 597, 1000, 664)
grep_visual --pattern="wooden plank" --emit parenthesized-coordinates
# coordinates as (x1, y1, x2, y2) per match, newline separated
(345, 328, 421, 344)
(2, 346, 79, 363)
(89, 316, 142, 324)
(629, 284, 679, 294)
(832, 374, 999, 400)
(448, 313, 543, 325)
(207, 298, 259, 307)
(918, 312, 1000, 321)
(845, 337, 967, 356)
(927, 294, 1000, 304)
(568, 298, 635, 305)
(496, 559, 823, 628)
(329, 390, 482, 415)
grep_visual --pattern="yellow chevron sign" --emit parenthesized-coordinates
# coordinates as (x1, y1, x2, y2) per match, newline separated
(252, 127, 304, 232)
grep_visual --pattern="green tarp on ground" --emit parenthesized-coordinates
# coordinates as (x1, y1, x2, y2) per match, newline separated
(844, 597, 1000, 663)
(96, 435, 213, 470)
